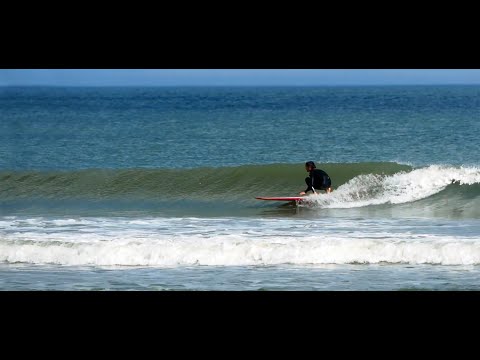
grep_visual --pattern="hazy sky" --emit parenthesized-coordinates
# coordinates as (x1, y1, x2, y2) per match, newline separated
(1, 69, 480, 86)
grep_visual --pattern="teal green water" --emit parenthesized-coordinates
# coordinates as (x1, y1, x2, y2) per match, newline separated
(1, 163, 479, 219)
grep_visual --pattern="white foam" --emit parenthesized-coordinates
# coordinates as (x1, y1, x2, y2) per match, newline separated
(2, 209, 480, 267)
(2, 230, 480, 266)
(306, 165, 480, 209)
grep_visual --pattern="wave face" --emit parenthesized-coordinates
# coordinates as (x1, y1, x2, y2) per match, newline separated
(1, 162, 480, 219)
(0, 162, 414, 200)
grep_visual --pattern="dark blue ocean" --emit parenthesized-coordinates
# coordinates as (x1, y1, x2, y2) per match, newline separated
(1, 86, 480, 290)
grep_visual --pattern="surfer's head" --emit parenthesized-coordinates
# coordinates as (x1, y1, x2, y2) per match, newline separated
(305, 161, 316, 171)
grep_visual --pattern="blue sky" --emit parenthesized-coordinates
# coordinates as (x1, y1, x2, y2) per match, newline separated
(1, 69, 480, 86)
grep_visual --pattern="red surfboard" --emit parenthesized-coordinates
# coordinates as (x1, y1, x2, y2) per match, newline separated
(255, 196, 306, 202)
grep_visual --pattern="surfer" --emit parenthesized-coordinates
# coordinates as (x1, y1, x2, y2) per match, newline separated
(299, 161, 332, 195)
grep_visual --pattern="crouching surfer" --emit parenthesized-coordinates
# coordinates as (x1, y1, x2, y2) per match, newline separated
(299, 161, 333, 196)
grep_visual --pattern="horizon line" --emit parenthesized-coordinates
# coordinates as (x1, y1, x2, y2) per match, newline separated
(2, 83, 480, 87)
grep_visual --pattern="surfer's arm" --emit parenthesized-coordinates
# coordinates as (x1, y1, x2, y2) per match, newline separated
(305, 173, 314, 192)
(300, 184, 312, 196)
(300, 173, 314, 195)
(302, 186, 313, 195)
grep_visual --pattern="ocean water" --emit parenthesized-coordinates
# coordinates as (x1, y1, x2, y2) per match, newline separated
(1, 85, 480, 290)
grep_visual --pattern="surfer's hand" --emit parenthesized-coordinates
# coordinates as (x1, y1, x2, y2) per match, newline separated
(299, 192, 306, 196)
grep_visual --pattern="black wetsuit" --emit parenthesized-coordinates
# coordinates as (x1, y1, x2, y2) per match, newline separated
(305, 168, 331, 193)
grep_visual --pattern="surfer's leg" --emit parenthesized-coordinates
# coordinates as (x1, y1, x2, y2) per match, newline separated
(323, 176, 332, 193)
